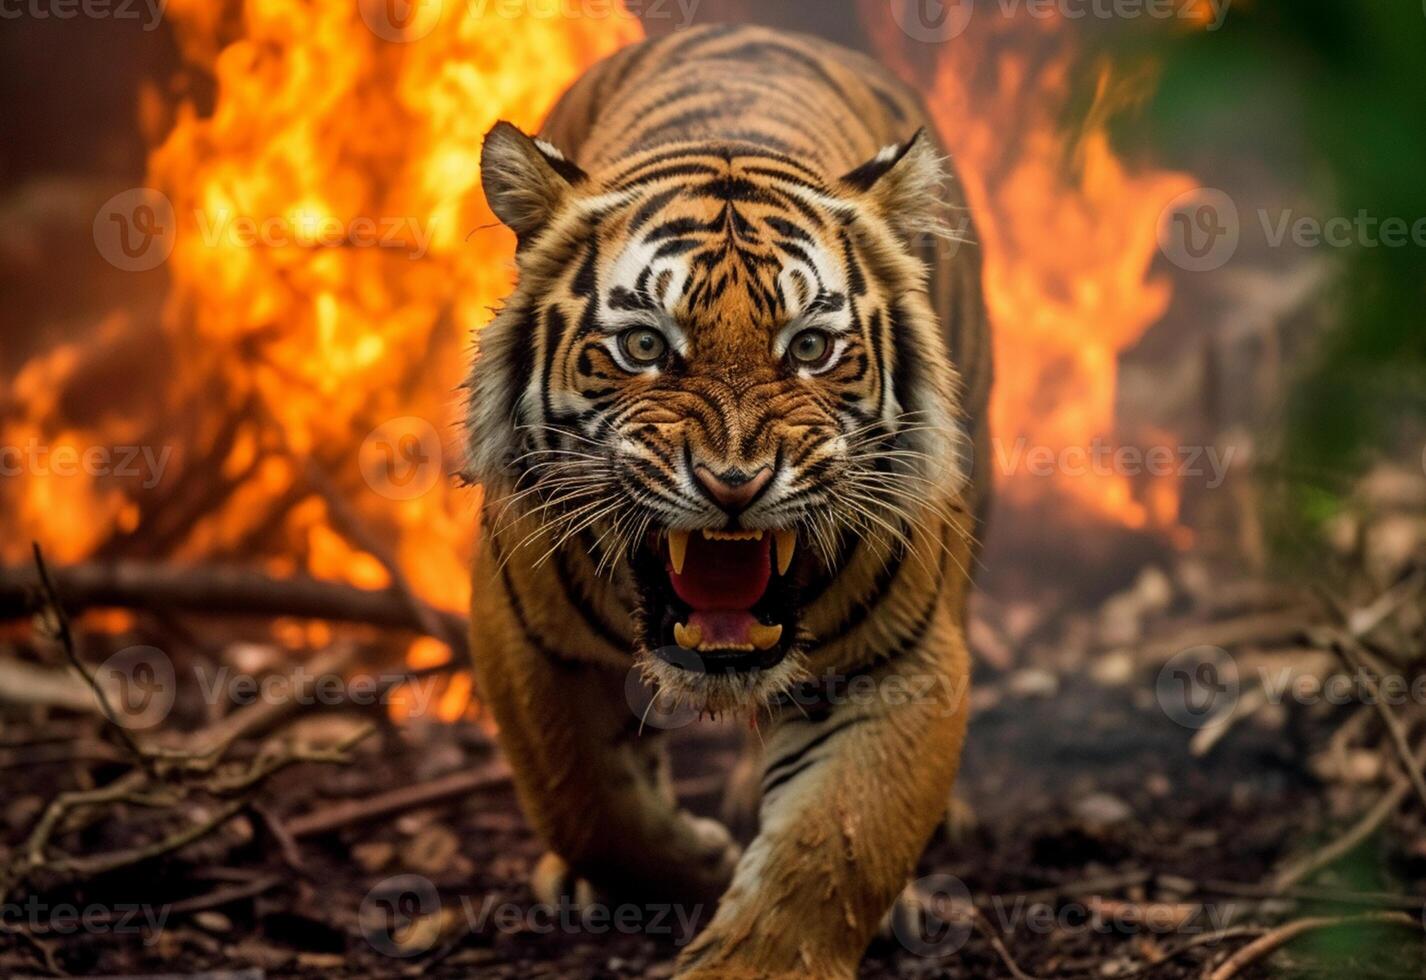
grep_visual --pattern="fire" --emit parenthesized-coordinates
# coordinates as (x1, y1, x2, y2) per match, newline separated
(0, 3, 638, 719)
(146, 0, 639, 616)
(1, 4, 1203, 718)
(864, 4, 1198, 541)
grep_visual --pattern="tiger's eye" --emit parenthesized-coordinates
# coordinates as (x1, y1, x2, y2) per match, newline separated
(620, 328, 668, 366)
(788, 329, 832, 367)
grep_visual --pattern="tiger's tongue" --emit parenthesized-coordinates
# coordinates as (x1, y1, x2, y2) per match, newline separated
(668, 535, 772, 611)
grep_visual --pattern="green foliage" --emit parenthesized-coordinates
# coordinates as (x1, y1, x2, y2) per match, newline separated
(1087, 1, 1426, 556)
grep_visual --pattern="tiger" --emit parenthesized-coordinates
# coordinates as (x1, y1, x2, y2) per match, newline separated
(463, 22, 991, 980)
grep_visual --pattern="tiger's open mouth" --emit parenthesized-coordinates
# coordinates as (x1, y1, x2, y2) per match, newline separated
(633, 528, 802, 675)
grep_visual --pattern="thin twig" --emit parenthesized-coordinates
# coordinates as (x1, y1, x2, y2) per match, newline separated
(284, 760, 511, 838)
(1204, 911, 1420, 980)
(31, 544, 153, 777)
(1270, 778, 1412, 893)
(1332, 636, 1426, 814)
(974, 910, 1047, 980)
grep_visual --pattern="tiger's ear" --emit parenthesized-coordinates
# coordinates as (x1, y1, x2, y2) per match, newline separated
(839, 129, 948, 242)
(481, 121, 587, 244)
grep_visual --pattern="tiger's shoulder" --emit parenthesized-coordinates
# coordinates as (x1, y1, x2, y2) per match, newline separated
(540, 23, 933, 175)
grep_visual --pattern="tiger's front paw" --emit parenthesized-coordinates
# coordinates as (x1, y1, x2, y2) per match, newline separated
(530, 851, 609, 909)
(687, 814, 742, 888)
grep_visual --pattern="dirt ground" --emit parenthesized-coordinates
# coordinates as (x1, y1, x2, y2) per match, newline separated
(4, 567, 1425, 979)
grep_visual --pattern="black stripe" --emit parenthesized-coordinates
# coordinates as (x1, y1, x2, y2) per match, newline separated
(629, 100, 756, 151)
(646, 215, 717, 242)
(507, 308, 538, 433)
(556, 541, 633, 652)
(800, 535, 861, 604)
(840, 230, 868, 296)
(889, 303, 921, 422)
(616, 81, 713, 139)
(488, 529, 580, 661)
(615, 162, 721, 190)
(761, 714, 865, 787)
(870, 82, 910, 123)
(765, 215, 813, 243)
(540, 306, 569, 429)
(761, 757, 817, 798)
(708, 42, 859, 125)
(653, 238, 701, 260)
(713, 129, 798, 155)
(609, 146, 712, 186)
(815, 540, 907, 645)
(628, 186, 683, 235)
(866, 307, 887, 422)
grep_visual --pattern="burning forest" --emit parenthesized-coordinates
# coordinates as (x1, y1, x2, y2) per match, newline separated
(2, 1, 1424, 977)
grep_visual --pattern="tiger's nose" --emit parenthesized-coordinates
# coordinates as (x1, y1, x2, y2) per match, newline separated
(693, 464, 773, 515)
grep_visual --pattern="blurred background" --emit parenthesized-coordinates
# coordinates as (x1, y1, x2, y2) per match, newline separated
(1, 1, 1424, 976)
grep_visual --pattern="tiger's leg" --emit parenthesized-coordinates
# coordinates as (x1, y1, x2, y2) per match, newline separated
(674, 619, 969, 980)
(469, 591, 740, 908)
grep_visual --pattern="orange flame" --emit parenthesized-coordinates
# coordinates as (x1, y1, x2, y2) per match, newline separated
(147, 1, 640, 618)
(0, 3, 639, 721)
(864, 5, 1198, 542)
(2, 5, 1204, 717)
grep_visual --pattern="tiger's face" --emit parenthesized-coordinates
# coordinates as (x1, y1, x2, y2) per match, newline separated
(468, 122, 969, 713)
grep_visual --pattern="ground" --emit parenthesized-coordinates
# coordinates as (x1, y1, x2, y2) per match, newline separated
(3, 567, 1424, 979)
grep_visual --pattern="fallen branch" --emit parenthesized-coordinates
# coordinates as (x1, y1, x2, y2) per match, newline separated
(303, 457, 467, 656)
(1270, 777, 1413, 893)
(0, 657, 104, 713)
(284, 760, 511, 838)
(0, 559, 467, 659)
(1204, 911, 1421, 980)
(1133, 610, 1316, 664)
(0, 570, 379, 903)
